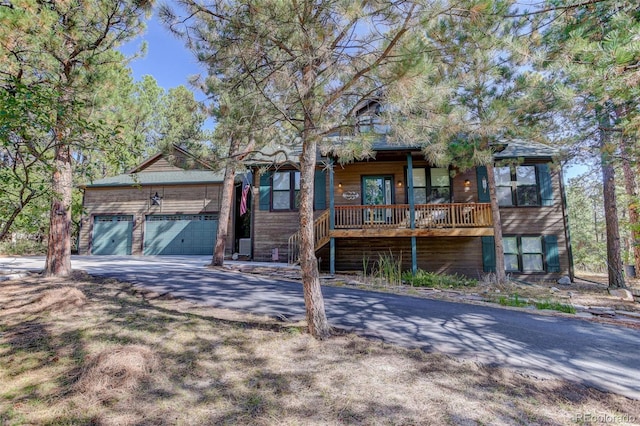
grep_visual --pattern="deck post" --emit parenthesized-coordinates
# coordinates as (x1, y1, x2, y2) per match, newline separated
(329, 159, 336, 275)
(407, 153, 417, 275)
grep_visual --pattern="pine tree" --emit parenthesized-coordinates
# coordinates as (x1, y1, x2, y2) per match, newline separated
(163, 0, 443, 339)
(0, 0, 152, 275)
(539, 0, 640, 288)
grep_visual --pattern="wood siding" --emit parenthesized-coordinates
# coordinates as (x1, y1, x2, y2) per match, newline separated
(136, 150, 210, 173)
(317, 237, 484, 277)
(142, 157, 185, 172)
(80, 183, 229, 256)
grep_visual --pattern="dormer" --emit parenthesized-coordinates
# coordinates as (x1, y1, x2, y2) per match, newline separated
(354, 99, 390, 135)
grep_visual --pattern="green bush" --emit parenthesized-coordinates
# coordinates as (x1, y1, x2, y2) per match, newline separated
(534, 300, 576, 314)
(0, 239, 47, 255)
(402, 269, 477, 289)
(498, 293, 529, 307)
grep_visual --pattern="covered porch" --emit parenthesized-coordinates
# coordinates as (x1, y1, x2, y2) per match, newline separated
(289, 151, 495, 273)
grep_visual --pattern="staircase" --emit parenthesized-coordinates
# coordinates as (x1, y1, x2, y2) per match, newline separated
(287, 210, 331, 264)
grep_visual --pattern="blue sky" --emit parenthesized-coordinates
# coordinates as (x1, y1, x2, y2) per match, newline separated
(122, 12, 589, 180)
(121, 13, 205, 91)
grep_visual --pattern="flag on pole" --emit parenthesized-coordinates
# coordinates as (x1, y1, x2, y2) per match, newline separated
(240, 182, 250, 216)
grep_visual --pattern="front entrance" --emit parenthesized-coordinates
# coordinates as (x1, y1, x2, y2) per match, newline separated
(362, 176, 393, 224)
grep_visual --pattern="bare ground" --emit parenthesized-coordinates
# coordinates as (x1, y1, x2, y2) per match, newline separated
(1, 272, 639, 425)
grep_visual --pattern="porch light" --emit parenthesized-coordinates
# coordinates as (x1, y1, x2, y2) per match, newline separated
(464, 179, 471, 187)
(150, 192, 162, 206)
(397, 181, 403, 187)
(338, 182, 342, 188)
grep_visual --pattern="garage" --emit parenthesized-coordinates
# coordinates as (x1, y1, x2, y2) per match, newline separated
(143, 214, 218, 255)
(91, 215, 133, 255)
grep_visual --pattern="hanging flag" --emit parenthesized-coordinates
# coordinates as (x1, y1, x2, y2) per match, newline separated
(240, 182, 250, 216)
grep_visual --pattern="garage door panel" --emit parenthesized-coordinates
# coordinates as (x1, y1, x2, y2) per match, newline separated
(144, 214, 217, 255)
(92, 215, 133, 255)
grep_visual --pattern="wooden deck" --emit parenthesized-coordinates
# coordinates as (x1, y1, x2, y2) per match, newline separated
(288, 203, 493, 263)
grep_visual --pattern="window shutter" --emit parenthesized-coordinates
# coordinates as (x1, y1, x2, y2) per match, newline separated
(544, 235, 560, 272)
(259, 171, 272, 211)
(476, 166, 490, 202)
(314, 170, 326, 210)
(537, 164, 554, 206)
(481, 236, 496, 272)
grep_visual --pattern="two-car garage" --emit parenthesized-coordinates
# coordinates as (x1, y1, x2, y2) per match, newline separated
(91, 214, 218, 256)
(79, 147, 228, 257)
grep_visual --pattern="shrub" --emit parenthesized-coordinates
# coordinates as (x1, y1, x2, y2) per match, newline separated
(497, 293, 529, 307)
(0, 239, 47, 255)
(402, 269, 477, 289)
(535, 300, 576, 314)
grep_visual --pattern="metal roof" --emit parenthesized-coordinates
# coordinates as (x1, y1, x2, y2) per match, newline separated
(86, 170, 226, 188)
(493, 139, 558, 159)
(322, 135, 557, 158)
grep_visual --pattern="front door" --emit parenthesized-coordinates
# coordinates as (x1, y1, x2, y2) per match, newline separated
(362, 176, 393, 223)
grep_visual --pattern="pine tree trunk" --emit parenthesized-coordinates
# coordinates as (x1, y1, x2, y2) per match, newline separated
(485, 164, 506, 283)
(600, 128, 626, 288)
(620, 136, 640, 273)
(45, 143, 72, 277)
(299, 137, 331, 339)
(211, 138, 242, 267)
(212, 163, 236, 266)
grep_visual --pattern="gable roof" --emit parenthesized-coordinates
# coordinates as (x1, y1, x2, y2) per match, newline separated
(84, 145, 223, 188)
(128, 144, 214, 173)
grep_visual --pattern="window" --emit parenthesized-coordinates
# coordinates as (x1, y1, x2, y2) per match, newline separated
(495, 165, 539, 206)
(410, 167, 451, 204)
(429, 168, 450, 203)
(272, 171, 300, 210)
(412, 169, 427, 204)
(503, 236, 544, 272)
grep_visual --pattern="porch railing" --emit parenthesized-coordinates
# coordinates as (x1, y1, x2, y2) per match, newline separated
(287, 210, 331, 264)
(287, 203, 492, 264)
(334, 203, 492, 229)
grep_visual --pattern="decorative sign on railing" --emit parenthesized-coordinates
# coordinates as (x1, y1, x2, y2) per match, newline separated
(342, 191, 360, 200)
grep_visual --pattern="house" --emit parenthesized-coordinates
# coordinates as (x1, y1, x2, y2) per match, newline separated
(80, 140, 573, 281)
(254, 138, 572, 281)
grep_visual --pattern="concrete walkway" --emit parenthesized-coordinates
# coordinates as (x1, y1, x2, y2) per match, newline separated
(2, 255, 640, 399)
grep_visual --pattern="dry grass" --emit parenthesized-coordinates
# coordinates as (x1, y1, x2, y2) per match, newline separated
(0, 272, 639, 425)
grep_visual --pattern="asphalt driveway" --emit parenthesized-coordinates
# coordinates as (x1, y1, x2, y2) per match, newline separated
(2, 255, 640, 399)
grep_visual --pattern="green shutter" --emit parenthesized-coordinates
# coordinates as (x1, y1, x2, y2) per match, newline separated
(259, 171, 271, 211)
(476, 166, 490, 202)
(482, 236, 496, 272)
(544, 235, 560, 272)
(314, 170, 326, 210)
(537, 164, 553, 206)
